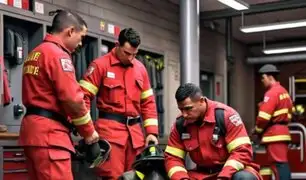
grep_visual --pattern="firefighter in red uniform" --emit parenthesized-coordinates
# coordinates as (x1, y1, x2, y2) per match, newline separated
(253, 64, 292, 180)
(19, 10, 99, 180)
(165, 83, 262, 180)
(80, 28, 159, 179)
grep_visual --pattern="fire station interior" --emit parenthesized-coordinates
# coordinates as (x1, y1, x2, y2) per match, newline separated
(0, 0, 306, 179)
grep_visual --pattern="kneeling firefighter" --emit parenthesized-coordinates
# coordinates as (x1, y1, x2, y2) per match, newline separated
(119, 142, 168, 180)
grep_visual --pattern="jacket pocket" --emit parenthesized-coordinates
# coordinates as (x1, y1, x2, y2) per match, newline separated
(48, 148, 71, 161)
(128, 123, 145, 149)
(48, 148, 72, 176)
(103, 78, 124, 106)
(210, 137, 228, 161)
(183, 139, 201, 161)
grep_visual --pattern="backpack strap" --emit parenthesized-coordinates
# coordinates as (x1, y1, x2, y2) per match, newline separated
(175, 108, 226, 141)
(215, 108, 226, 136)
(175, 116, 186, 139)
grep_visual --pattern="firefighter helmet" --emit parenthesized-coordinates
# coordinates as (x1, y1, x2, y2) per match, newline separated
(132, 142, 165, 169)
(119, 143, 167, 180)
(132, 142, 167, 179)
(292, 105, 305, 116)
(74, 139, 111, 168)
(258, 64, 280, 74)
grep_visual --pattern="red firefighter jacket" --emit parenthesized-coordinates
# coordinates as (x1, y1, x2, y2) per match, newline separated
(255, 83, 293, 143)
(255, 82, 292, 143)
(80, 48, 158, 149)
(165, 99, 262, 180)
(19, 34, 95, 152)
(0, 56, 11, 105)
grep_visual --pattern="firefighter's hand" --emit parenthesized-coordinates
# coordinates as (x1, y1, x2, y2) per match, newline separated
(84, 130, 99, 145)
(145, 134, 158, 146)
(251, 132, 261, 144)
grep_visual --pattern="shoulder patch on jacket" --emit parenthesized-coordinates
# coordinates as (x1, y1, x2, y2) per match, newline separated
(60, 58, 74, 72)
(229, 114, 242, 126)
(86, 65, 95, 76)
(264, 96, 270, 103)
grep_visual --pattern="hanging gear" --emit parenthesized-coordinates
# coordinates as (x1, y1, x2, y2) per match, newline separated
(0, 56, 12, 106)
(74, 139, 111, 168)
(258, 64, 280, 74)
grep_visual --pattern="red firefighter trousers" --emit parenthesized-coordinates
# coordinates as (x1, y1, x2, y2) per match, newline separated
(95, 139, 139, 179)
(24, 146, 73, 180)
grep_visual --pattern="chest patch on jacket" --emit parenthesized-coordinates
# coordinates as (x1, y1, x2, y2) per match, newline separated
(107, 71, 115, 78)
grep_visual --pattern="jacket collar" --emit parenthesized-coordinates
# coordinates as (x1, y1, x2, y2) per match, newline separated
(44, 34, 71, 54)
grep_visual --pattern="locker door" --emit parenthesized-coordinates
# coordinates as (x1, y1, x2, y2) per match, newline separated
(3, 25, 28, 130)
(2, 16, 43, 132)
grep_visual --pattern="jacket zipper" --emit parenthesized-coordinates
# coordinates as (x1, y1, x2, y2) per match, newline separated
(124, 68, 127, 115)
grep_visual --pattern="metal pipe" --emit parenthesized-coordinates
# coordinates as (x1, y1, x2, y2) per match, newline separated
(180, 0, 200, 85)
(225, 17, 232, 105)
(247, 53, 306, 64)
(180, 0, 199, 170)
(226, 18, 233, 63)
(201, 0, 306, 20)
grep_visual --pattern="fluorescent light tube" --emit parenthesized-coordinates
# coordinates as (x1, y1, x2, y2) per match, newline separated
(241, 19, 306, 33)
(263, 46, 306, 54)
(218, 0, 249, 11)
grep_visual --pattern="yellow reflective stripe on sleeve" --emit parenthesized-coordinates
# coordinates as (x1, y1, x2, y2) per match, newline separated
(165, 146, 186, 159)
(168, 166, 187, 178)
(135, 171, 145, 180)
(141, 89, 153, 99)
(79, 80, 98, 95)
(255, 126, 264, 133)
(258, 111, 271, 120)
(262, 135, 291, 143)
(71, 112, 91, 126)
(259, 168, 273, 176)
(224, 159, 244, 171)
(273, 108, 288, 117)
(227, 137, 251, 153)
(143, 118, 158, 127)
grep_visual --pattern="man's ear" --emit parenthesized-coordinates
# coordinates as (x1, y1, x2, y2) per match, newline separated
(67, 26, 75, 37)
(199, 96, 205, 103)
(115, 41, 120, 47)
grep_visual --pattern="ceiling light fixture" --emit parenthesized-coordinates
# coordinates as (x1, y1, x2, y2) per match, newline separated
(217, 0, 249, 11)
(263, 46, 306, 55)
(241, 19, 306, 33)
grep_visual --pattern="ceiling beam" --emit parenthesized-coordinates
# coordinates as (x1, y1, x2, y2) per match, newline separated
(200, 0, 306, 21)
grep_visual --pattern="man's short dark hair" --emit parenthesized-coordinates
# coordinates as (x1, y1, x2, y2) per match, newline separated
(118, 28, 141, 48)
(175, 83, 203, 102)
(49, 9, 87, 33)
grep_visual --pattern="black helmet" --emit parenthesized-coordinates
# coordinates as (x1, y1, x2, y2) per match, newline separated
(74, 139, 111, 168)
(132, 142, 167, 178)
(133, 143, 165, 169)
(258, 64, 280, 74)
